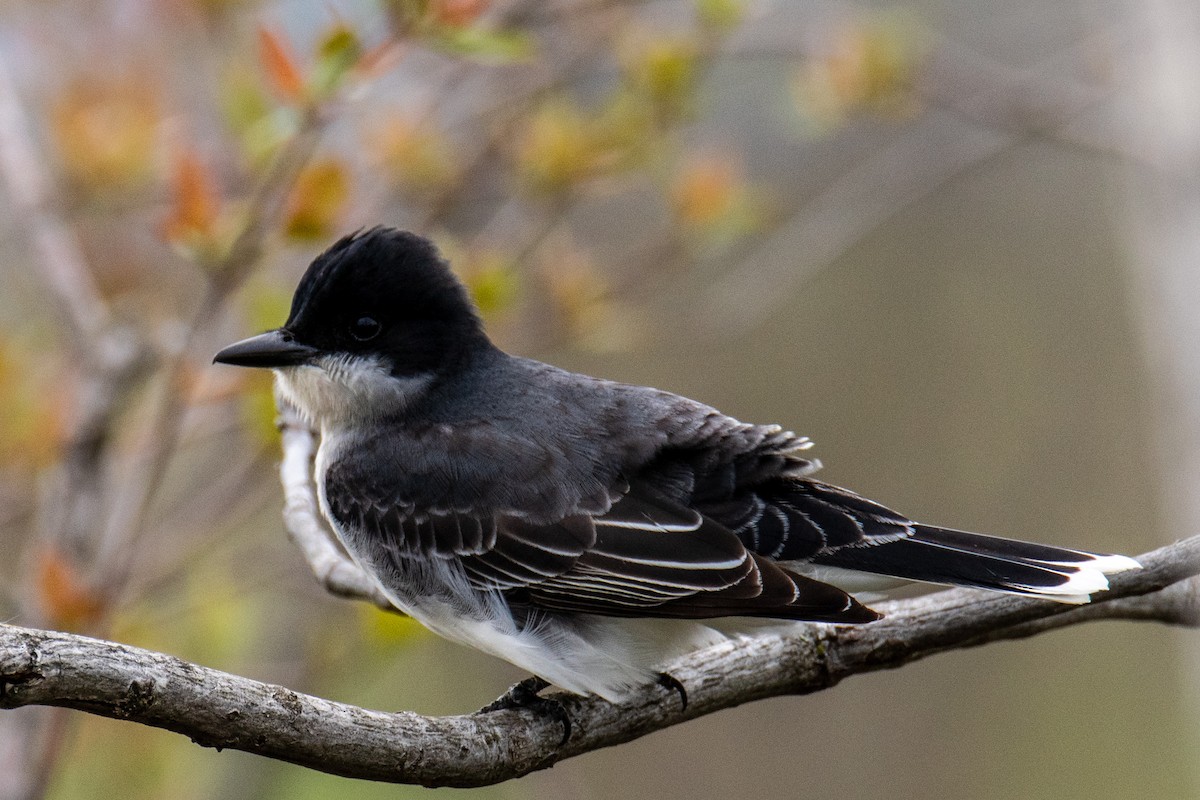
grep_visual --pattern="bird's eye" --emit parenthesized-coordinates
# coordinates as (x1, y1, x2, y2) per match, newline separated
(349, 316, 381, 341)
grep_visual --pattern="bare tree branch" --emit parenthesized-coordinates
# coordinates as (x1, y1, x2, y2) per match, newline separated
(0, 51, 155, 578)
(277, 400, 392, 609)
(1, 536, 1196, 788)
(0, 52, 108, 348)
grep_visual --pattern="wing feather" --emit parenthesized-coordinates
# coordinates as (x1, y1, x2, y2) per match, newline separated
(324, 456, 873, 621)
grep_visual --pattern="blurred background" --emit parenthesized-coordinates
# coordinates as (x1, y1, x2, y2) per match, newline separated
(1, 0, 1197, 798)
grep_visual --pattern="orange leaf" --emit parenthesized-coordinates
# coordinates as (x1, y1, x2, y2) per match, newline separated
(431, 0, 490, 28)
(36, 546, 106, 631)
(370, 113, 457, 192)
(50, 78, 160, 191)
(258, 26, 306, 103)
(162, 148, 219, 243)
(0, 337, 69, 469)
(672, 155, 739, 225)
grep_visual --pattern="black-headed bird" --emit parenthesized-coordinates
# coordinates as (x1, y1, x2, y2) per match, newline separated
(215, 227, 1139, 703)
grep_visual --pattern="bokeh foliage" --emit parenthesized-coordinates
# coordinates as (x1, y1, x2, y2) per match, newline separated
(13, 1, 1171, 799)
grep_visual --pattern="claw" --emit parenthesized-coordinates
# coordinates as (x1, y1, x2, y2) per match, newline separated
(479, 676, 572, 745)
(478, 676, 550, 713)
(656, 672, 688, 711)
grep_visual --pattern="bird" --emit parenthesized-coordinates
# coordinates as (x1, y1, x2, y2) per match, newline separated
(214, 226, 1140, 706)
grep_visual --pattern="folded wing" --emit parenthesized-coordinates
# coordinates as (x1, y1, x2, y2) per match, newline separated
(323, 460, 878, 623)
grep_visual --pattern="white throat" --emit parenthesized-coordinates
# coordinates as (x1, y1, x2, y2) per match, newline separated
(274, 353, 433, 431)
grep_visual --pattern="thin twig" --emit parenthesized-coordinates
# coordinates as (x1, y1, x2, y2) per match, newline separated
(692, 27, 1132, 335)
(94, 109, 330, 598)
(0, 53, 108, 348)
(0, 50, 153, 577)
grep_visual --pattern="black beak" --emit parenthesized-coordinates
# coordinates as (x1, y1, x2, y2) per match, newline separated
(213, 329, 318, 368)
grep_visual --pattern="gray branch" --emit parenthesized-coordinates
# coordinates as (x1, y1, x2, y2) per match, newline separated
(276, 399, 393, 609)
(1, 535, 1197, 788)
(0, 52, 108, 347)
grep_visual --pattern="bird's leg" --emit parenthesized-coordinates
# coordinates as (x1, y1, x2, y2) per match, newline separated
(656, 672, 688, 711)
(478, 676, 572, 745)
(478, 676, 550, 712)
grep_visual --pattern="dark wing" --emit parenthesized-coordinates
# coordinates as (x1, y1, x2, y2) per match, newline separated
(522, 485, 876, 621)
(323, 456, 877, 623)
(675, 446, 1135, 599)
(697, 478, 917, 561)
(633, 418, 919, 562)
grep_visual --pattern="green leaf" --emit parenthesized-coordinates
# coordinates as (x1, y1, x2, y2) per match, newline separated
(359, 604, 429, 646)
(311, 24, 364, 97)
(696, 0, 744, 30)
(463, 262, 520, 317)
(432, 26, 535, 63)
(219, 67, 272, 138)
(241, 278, 293, 332)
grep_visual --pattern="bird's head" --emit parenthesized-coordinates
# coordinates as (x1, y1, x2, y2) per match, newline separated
(214, 227, 490, 427)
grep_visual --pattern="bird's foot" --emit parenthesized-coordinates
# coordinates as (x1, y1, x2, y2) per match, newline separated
(656, 672, 688, 711)
(479, 676, 572, 745)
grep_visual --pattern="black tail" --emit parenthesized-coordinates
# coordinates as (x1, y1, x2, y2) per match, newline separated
(812, 525, 1140, 603)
